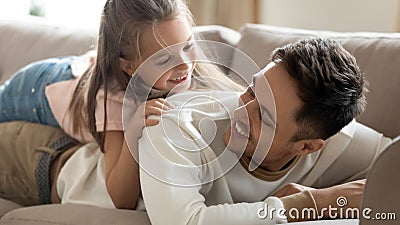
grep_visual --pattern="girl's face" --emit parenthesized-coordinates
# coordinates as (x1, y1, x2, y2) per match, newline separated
(124, 17, 196, 92)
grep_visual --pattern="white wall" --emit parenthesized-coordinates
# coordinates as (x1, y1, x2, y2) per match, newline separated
(259, 0, 399, 32)
(0, 0, 104, 29)
(0, 0, 30, 16)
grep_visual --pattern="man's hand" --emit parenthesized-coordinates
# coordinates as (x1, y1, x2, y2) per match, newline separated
(273, 183, 315, 198)
(310, 179, 366, 219)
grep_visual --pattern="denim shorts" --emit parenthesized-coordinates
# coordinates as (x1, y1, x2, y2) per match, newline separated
(0, 57, 76, 127)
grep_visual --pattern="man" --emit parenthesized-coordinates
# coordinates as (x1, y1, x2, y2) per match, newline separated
(138, 38, 392, 224)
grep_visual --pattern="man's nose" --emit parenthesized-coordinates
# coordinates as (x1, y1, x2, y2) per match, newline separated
(239, 93, 252, 107)
(234, 104, 250, 126)
(245, 100, 259, 117)
(236, 99, 256, 122)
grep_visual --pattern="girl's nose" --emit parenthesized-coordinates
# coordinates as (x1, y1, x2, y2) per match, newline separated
(175, 61, 191, 71)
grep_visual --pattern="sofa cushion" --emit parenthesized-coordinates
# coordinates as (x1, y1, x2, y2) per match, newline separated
(0, 16, 97, 83)
(0, 198, 22, 218)
(232, 24, 400, 138)
(1, 204, 150, 225)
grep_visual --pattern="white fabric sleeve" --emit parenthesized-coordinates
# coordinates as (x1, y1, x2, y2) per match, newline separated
(138, 121, 287, 225)
(310, 120, 393, 187)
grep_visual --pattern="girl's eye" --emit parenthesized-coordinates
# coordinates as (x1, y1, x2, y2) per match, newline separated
(183, 43, 194, 52)
(156, 55, 171, 66)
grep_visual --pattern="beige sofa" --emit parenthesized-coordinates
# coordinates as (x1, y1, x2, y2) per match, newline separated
(1, 16, 399, 225)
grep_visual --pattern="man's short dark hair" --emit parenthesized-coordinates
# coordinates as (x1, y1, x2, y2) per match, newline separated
(271, 38, 367, 140)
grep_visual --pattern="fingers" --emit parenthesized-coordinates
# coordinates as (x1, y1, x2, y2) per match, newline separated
(146, 98, 175, 110)
(273, 183, 313, 198)
(144, 98, 175, 118)
(160, 99, 175, 109)
(136, 98, 175, 127)
(144, 98, 174, 127)
(145, 106, 164, 117)
(272, 185, 291, 198)
(145, 119, 159, 127)
(273, 184, 299, 198)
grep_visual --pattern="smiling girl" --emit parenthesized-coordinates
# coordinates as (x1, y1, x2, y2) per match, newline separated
(0, 0, 242, 209)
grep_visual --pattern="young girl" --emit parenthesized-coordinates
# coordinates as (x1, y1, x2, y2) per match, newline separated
(0, 0, 242, 209)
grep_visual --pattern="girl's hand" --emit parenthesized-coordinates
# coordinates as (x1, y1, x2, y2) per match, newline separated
(143, 98, 175, 126)
(125, 98, 174, 144)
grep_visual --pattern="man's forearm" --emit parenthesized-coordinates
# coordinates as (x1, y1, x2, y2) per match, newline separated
(280, 190, 318, 222)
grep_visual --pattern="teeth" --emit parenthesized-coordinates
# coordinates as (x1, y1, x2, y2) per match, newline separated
(235, 121, 249, 138)
(173, 75, 187, 81)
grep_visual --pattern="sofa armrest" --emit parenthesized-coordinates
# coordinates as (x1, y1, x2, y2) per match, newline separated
(0, 204, 150, 225)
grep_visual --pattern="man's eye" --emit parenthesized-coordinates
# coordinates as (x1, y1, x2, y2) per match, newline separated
(257, 107, 262, 122)
(260, 110, 275, 128)
(245, 84, 255, 98)
(183, 42, 195, 52)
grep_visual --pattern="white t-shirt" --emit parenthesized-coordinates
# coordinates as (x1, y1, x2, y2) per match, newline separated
(56, 143, 115, 208)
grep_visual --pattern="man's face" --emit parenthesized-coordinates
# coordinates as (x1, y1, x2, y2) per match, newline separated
(223, 62, 304, 171)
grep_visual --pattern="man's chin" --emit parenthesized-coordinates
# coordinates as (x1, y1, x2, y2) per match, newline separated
(223, 129, 244, 156)
(223, 129, 234, 148)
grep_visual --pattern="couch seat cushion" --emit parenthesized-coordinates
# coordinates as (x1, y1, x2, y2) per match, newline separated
(0, 198, 22, 218)
(1, 203, 150, 225)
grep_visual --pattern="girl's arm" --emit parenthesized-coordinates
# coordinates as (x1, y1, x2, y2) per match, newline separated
(104, 131, 139, 209)
(102, 98, 174, 209)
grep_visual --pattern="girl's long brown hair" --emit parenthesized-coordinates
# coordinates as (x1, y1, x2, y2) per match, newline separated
(68, 0, 244, 151)
(69, 0, 190, 151)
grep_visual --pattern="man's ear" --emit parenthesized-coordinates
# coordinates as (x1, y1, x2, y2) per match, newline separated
(119, 57, 134, 76)
(293, 139, 325, 156)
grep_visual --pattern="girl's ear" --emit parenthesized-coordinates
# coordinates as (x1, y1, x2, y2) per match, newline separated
(292, 139, 325, 156)
(119, 57, 134, 76)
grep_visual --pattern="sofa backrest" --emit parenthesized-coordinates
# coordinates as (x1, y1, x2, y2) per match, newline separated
(231, 24, 400, 138)
(0, 16, 239, 84)
(0, 16, 98, 84)
(1, 16, 398, 138)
